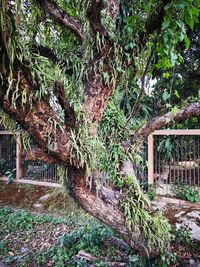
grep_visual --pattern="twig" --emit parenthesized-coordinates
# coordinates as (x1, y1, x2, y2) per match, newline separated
(126, 48, 154, 125)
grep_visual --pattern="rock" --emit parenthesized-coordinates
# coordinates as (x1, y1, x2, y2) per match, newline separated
(0, 262, 8, 267)
(76, 251, 94, 262)
(38, 193, 52, 203)
(189, 259, 196, 266)
(151, 200, 167, 210)
(153, 197, 200, 242)
(33, 203, 43, 210)
(176, 219, 200, 241)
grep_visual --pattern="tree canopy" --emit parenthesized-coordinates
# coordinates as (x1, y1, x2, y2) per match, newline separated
(1, 0, 200, 257)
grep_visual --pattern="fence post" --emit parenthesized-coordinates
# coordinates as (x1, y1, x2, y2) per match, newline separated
(148, 134, 154, 184)
(16, 133, 22, 179)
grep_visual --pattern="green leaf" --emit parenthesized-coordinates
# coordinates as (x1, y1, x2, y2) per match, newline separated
(162, 20, 170, 29)
(171, 106, 179, 116)
(163, 72, 171, 78)
(174, 90, 180, 98)
(162, 91, 170, 102)
(183, 33, 190, 49)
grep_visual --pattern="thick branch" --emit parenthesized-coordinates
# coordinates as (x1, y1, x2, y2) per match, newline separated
(132, 101, 200, 145)
(25, 146, 57, 164)
(87, 0, 106, 35)
(0, 64, 73, 164)
(87, 0, 119, 36)
(37, 0, 84, 41)
(84, 1, 120, 130)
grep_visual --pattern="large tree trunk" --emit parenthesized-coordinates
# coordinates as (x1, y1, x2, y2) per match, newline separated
(67, 166, 151, 257)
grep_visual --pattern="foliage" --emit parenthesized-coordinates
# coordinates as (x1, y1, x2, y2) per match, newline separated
(154, 251, 178, 267)
(5, 168, 16, 184)
(172, 183, 200, 202)
(0, 206, 200, 266)
(147, 186, 157, 201)
(172, 226, 192, 245)
(60, 218, 113, 255)
(121, 177, 171, 255)
(0, 207, 123, 266)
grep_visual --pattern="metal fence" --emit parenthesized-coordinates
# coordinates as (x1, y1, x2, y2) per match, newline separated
(1, 130, 200, 192)
(148, 130, 200, 196)
(0, 133, 16, 177)
(0, 131, 60, 187)
(22, 160, 59, 183)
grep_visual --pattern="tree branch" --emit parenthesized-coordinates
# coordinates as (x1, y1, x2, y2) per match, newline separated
(87, 0, 108, 36)
(131, 101, 200, 145)
(25, 146, 57, 164)
(54, 81, 76, 128)
(32, 45, 60, 65)
(0, 62, 73, 164)
(87, 0, 119, 36)
(37, 0, 84, 41)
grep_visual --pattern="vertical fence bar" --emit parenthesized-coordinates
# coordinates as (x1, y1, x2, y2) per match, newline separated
(16, 133, 22, 179)
(148, 134, 154, 185)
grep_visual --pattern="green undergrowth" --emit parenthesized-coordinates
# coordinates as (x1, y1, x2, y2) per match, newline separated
(0, 207, 125, 266)
(0, 207, 199, 266)
(172, 183, 200, 203)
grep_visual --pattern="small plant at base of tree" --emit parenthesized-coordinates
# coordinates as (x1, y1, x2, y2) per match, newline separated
(147, 185, 157, 201)
(5, 168, 16, 184)
(172, 226, 191, 245)
(172, 183, 200, 203)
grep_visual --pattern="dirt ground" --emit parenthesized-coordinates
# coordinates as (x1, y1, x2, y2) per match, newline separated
(0, 181, 79, 216)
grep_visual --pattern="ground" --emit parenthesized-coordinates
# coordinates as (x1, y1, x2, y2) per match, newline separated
(0, 182, 200, 266)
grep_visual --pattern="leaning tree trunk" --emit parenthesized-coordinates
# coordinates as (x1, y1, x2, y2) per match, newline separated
(67, 166, 149, 255)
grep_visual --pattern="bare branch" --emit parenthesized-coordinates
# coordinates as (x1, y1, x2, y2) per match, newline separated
(37, 0, 84, 41)
(131, 101, 200, 145)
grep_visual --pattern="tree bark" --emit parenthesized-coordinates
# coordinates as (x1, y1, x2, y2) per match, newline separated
(36, 0, 84, 41)
(132, 101, 200, 146)
(0, 67, 73, 164)
(67, 166, 152, 257)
